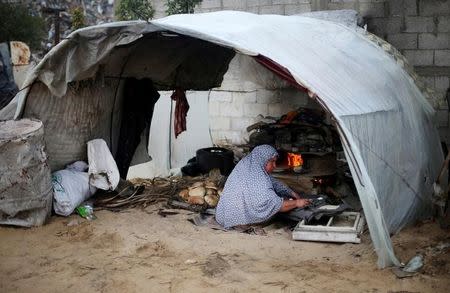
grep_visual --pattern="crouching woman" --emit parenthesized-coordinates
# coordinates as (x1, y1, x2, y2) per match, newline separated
(216, 144, 310, 229)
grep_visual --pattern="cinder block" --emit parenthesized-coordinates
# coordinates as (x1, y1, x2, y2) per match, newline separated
(435, 50, 450, 66)
(247, 6, 260, 14)
(403, 49, 434, 66)
(419, 0, 450, 16)
(284, 4, 312, 15)
(437, 16, 450, 33)
(435, 76, 450, 91)
(210, 117, 231, 130)
(200, 0, 222, 9)
(233, 91, 257, 104)
(268, 103, 290, 117)
(209, 101, 244, 117)
(231, 117, 258, 131)
(223, 0, 246, 10)
(209, 101, 222, 116)
(405, 16, 435, 33)
(281, 92, 309, 107)
(388, 0, 417, 16)
(359, 2, 387, 18)
(260, 5, 285, 15)
(387, 33, 418, 49)
(328, 2, 356, 10)
(367, 17, 402, 36)
(329, 0, 358, 2)
(209, 90, 233, 102)
(244, 103, 269, 116)
(211, 130, 244, 145)
(273, 0, 301, 4)
(419, 33, 450, 49)
(256, 89, 280, 104)
(248, 0, 272, 7)
(422, 76, 435, 88)
(436, 110, 449, 127)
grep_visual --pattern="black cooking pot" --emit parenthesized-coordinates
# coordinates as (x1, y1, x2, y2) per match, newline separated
(196, 147, 235, 176)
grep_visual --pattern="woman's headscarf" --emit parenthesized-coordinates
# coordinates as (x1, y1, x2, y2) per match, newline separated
(215, 145, 283, 228)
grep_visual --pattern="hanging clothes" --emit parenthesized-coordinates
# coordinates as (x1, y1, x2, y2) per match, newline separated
(170, 88, 189, 138)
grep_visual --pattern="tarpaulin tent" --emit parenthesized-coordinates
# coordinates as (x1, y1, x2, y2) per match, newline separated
(0, 11, 444, 268)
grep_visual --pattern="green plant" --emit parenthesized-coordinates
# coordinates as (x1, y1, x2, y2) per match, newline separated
(0, 3, 46, 50)
(116, 0, 155, 21)
(166, 0, 202, 15)
(71, 7, 86, 30)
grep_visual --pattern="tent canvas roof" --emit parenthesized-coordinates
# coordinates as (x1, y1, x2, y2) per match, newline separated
(0, 10, 444, 268)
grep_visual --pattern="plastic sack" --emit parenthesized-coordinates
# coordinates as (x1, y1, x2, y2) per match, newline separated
(66, 161, 89, 172)
(52, 170, 96, 216)
(87, 139, 120, 191)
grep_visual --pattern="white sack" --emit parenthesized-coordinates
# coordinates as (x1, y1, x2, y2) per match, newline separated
(52, 169, 96, 216)
(87, 138, 120, 190)
(66, 161, 89, 172)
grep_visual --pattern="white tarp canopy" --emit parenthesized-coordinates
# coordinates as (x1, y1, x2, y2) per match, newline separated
(0, 11, 444, 268)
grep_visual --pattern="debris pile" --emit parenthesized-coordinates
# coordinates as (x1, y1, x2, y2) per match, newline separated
(25, 0, 115, 52)
(95, 169, 226, 211)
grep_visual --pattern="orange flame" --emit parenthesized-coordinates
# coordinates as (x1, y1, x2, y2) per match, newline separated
(287, 152, 303, 168)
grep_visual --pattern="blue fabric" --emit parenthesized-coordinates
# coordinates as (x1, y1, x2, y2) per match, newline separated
(216, 145, 288, 228)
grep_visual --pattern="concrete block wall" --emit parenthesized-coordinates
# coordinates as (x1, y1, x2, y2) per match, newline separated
(151, 0, 450, 145)
(207, 56, 313, 145)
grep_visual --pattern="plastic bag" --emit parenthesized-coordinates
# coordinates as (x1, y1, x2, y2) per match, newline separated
(87, 139, 120, 191)
(66, 161, 89, 172)
(52, 170, 97, 216)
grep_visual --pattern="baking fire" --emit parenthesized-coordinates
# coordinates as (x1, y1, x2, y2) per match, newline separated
(287, 152, 303, 168)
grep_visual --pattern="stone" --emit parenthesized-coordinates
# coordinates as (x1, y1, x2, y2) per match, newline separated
(233, 91, 257, 104)
(435, 76, 450, 91)
(243, 103, 269, 116)
(435, 50, 450, 66)
(328, 2, 356, 10)
(404, 16, 436, 33)
(367, 17, 402, 36)
(248, 0, 272, 7)
(223, 0, 247, 10)
(201, 0, 222, 9)
(436, 110, 449, 127)
(403, 49, 434, 66)
(437, 16, 450, 33)
(285, 4, 312, 15)
(210, 91, 233, 102)
(359, 2, 387, 18)
(260, 5, 285, 15)
(210, 117, 231, 130)
(388, 0, 417, 16)
(256, 89, 280, 104)
(231, 117, 259, 131)
(419, 33, 450, 49)
(387, 33, 418, 49)
(419, 0, 450, 16)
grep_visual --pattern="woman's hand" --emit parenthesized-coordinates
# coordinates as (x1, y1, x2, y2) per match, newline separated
(295, 199, 310, 208)
(291, 191, 301, 199)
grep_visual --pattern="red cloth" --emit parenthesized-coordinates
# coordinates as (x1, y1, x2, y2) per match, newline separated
(171, 88, 189, 138)
(254, 55, 307, 92)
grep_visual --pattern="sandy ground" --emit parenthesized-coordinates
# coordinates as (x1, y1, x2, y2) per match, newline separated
(0, 206, 449, 293)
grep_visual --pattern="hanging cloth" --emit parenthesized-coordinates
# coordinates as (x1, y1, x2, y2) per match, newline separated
(170, 88, 189, 138)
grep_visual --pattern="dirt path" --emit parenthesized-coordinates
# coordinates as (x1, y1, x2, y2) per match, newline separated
(1, 206, 449, 292)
